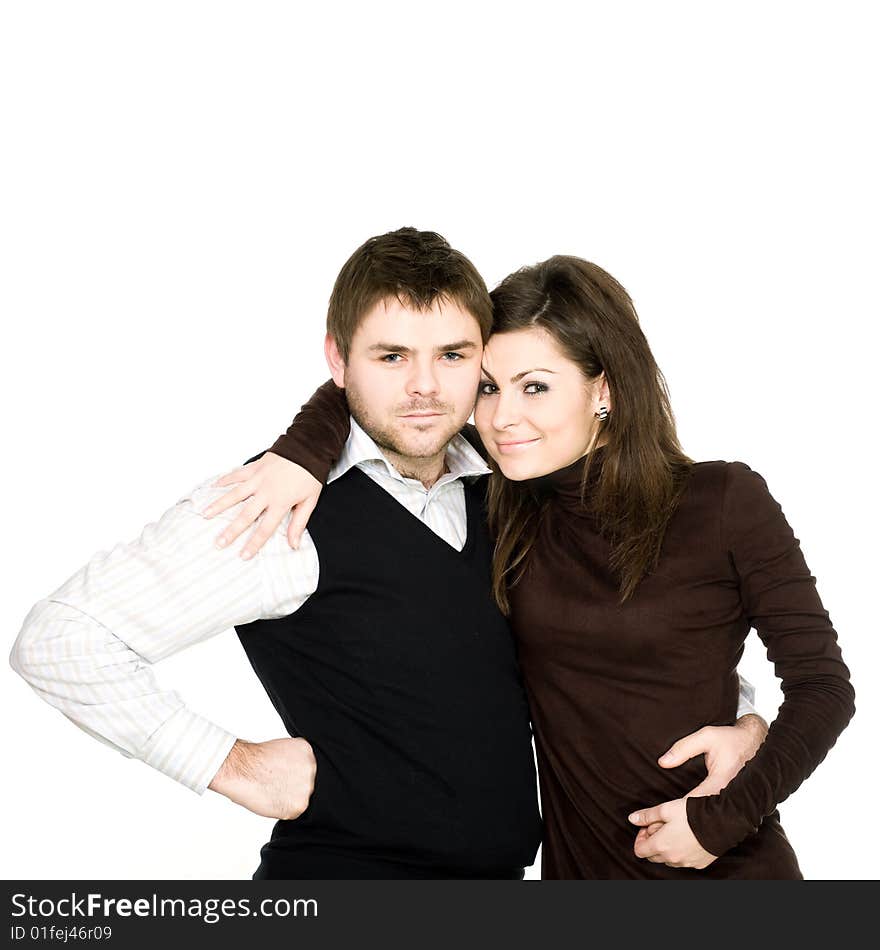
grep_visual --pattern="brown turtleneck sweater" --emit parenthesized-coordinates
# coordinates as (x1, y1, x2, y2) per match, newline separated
(270, 381, 855, 879)
(507, 450, 853, 878)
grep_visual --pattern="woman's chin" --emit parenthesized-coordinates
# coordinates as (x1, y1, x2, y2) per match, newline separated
(493, 456, 549, 482)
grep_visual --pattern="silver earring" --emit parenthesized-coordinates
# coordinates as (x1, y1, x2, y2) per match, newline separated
(595, 406, 609, 421)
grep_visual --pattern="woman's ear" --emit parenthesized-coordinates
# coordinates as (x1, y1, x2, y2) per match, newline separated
(594, 371, 612, 415)
(324, 334, 347, 387)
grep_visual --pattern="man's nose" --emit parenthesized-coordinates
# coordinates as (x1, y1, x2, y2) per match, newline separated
(406, 360, 440, 397)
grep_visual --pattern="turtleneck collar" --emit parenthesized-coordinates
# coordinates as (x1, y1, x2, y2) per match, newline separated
(529, 444, 607, 513)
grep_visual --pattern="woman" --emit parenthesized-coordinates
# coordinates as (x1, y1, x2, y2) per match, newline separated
(209, 256, 854, 878)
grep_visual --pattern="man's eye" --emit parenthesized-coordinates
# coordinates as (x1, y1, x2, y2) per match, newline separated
(478, 381, 498, 396)
(442, 352, 464, 361)
(381, 354, 403, 363)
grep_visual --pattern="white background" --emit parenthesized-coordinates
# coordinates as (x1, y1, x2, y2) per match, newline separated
(1, 1, 876, 880)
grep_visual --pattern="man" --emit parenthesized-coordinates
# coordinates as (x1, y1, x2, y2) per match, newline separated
(10, 227, 763, 879)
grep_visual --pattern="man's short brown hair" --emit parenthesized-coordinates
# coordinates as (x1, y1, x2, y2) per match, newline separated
(327, 227, 493, 360)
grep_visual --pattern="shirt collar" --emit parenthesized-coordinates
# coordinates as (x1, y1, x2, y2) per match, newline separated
(328, 416, 491, 486)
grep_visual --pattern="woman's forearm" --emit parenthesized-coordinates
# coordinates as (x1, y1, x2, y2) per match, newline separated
(685, 462, 855, 856)
(269, 380, 351, 483)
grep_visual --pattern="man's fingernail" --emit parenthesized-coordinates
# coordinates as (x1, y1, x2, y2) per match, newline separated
(660, 753, 673, 763)
(629, 812, 640, 823)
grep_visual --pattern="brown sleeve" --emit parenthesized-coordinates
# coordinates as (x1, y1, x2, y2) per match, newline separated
(268, 380, 351, 484)
(685, 462, 855, 856)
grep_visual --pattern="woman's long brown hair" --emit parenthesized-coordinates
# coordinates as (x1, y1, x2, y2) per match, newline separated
(486, 256, 692, 613)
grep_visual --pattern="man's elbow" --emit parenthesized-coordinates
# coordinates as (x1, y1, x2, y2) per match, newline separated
(9, 601, 50, 683)
(9, 637, 35, 685)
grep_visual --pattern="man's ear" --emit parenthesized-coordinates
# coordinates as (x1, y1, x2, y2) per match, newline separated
(325, 334, 346, 387)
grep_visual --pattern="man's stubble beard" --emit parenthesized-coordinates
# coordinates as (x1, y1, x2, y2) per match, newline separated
(345, 384, 466, 466)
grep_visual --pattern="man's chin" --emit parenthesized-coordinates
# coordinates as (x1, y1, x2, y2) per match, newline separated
(388, 434, 456, 460)
(380, 422, 462, 460)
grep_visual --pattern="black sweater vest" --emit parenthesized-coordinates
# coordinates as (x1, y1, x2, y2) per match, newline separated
(235, 467, 541, 875)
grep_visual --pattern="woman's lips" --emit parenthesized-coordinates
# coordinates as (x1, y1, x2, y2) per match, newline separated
(495, 438, 541, 454)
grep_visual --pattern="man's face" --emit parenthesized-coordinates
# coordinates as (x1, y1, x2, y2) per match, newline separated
(328, 296, 484, 463)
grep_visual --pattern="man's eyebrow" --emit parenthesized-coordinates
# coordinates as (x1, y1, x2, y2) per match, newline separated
(367, 343, 411, 353)
(367, 340, 479, 354)
(435, 340, 478, 353)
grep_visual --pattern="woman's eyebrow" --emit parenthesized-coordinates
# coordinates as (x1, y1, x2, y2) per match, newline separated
(511, 368, 556, 382)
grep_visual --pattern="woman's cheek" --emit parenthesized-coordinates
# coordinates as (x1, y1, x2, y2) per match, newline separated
(473, 403, 492, 438)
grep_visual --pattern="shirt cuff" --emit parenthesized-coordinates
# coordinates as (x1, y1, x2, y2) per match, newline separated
(139, 707, 238, 795)
(736, 692, 758, 720)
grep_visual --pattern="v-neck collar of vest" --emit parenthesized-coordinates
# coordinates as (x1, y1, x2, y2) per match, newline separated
(346, 466, 480, 558)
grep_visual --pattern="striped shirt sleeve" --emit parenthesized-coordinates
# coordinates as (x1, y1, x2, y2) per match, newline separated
(9, 476, 320, 794)
(736, 674, 757, 719)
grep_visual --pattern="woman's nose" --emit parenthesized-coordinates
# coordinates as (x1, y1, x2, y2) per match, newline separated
(492, 392, 520, 430)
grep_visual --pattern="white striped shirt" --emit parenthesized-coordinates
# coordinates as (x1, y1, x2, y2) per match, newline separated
(8, 419, 491, 795)
(9, 418, 756, 796)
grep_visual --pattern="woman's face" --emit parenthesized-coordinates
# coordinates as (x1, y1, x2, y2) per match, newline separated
(474, 327, 607, 481)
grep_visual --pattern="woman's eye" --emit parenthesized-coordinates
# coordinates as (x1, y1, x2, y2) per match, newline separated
(478, 381, 498, 396)
(523, 382, 549, 395)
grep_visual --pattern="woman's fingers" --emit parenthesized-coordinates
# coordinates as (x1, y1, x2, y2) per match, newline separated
(204, 454, 322, 554)
(628, 802, 669, 827)
(213, 466, 251, 488)
(634, 822, 664, 848)
(634, 831, 663, 860)
(287, 494, 320, 550)
(206, 457, 273, 515)
(204, 481, 256, 519)
(240, 504, 289, 560)
(214, 497, 266, 550)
